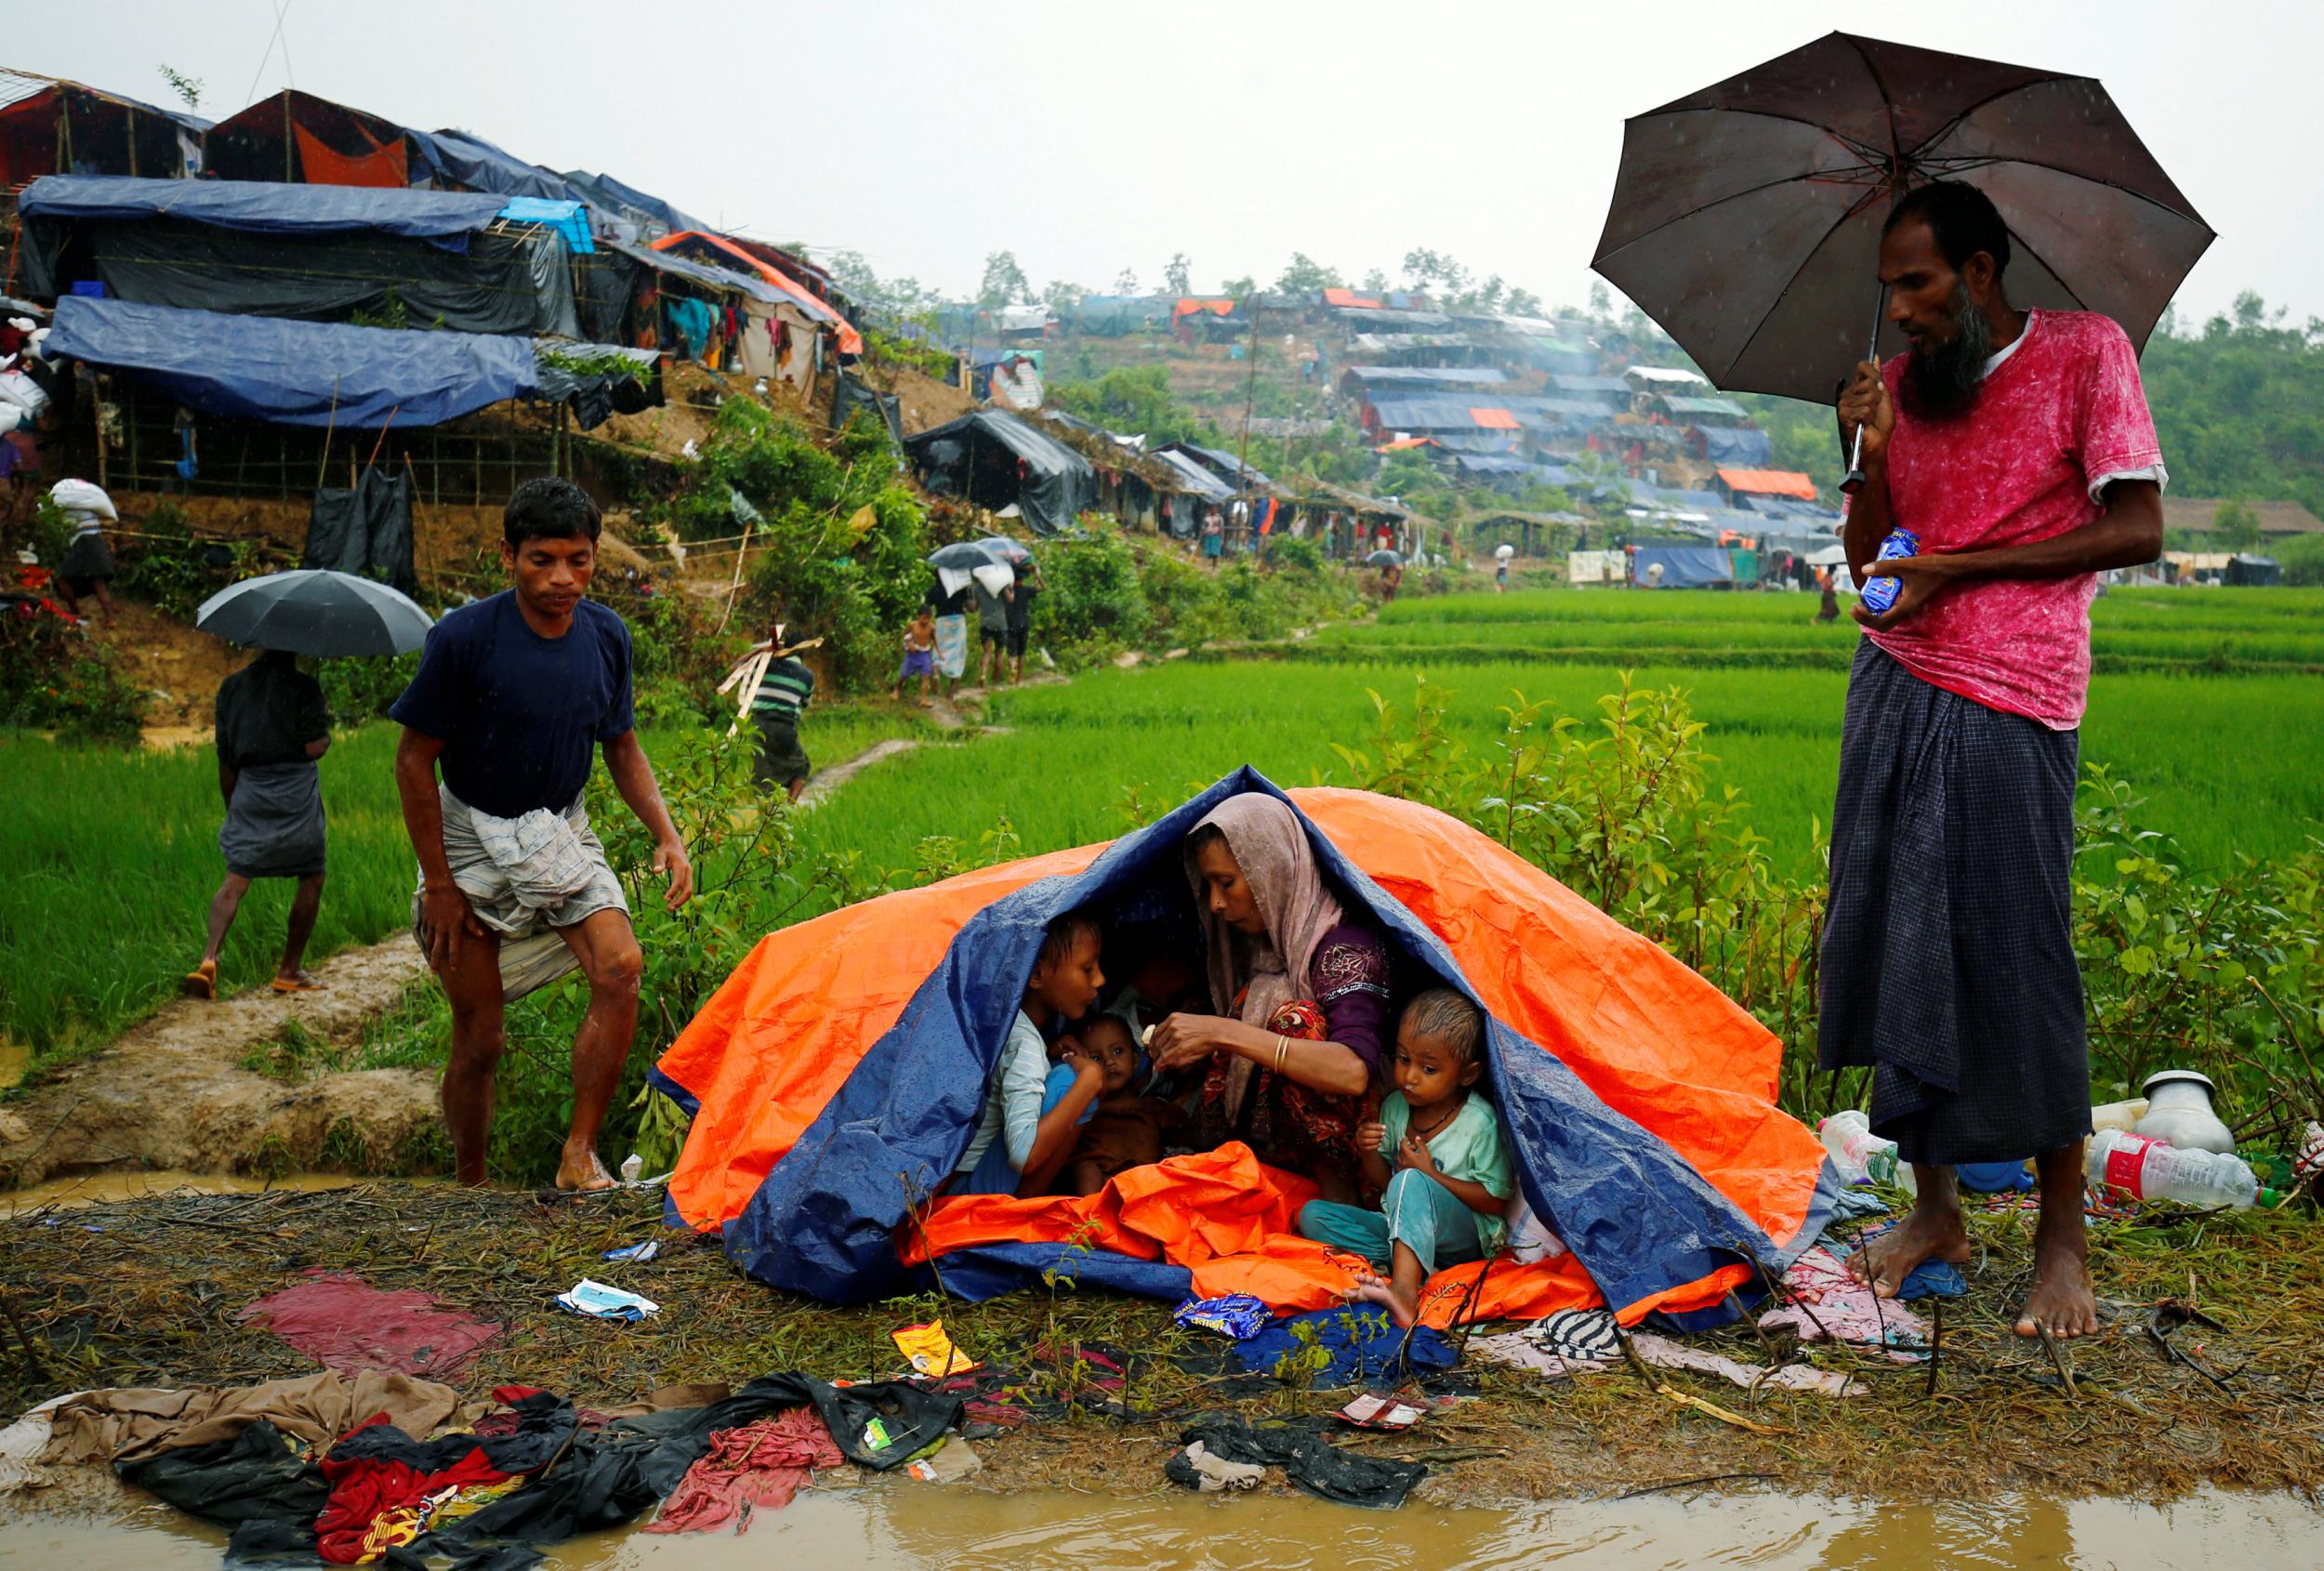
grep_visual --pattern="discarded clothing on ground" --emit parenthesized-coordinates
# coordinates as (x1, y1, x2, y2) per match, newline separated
(236, 1270, 503, 1380)
(1166, 1415, 1426, 1510)
(1627, 1331, 1863, 1398)
(1465, 1307, 1622, 1380)
(1230, 1308, 1459, 1389)
(1830, 1229, 1967, 1300)
(642, 1408, 840, 1534)
(1175, 1439, 1265, 1492)
(1469, 1315, 1863, 1397)
(1760, 1248, 1931, 1356)
(41, 1371, 465, 1466)
(918, 1340, 1150, 1431)
(101, 1372, 957, 1569)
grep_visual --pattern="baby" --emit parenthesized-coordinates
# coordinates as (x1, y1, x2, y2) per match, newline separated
(1295, 988, 1513, 1327)
(1048, 1013, 1184, 1195)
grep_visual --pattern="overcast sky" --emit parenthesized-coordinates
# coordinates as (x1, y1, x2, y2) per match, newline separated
(32, 1, 2321, 329)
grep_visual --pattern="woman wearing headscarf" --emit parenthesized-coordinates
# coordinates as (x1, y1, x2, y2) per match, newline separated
(1149, 794, 1393, 1200)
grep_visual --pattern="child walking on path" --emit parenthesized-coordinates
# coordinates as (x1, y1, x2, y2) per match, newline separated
(951, 913, 1109, 1196)
(892, 608, 937, 706)
(1298, 988, 1513, 1327)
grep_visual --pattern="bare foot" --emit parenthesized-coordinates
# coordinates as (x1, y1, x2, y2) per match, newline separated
(1347, 1270, 1418, 1329)
(555, 1146, 616, 1193)
(181, 959, 218, 999)
(1848, 1201, 1971, 1299)
(2015, 1225, 2098, 1339)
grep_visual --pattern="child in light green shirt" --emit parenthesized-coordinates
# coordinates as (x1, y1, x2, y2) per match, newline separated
(1297, 988, 1513, 1327)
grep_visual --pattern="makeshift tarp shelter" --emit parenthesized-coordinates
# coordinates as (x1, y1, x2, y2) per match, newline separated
(904, 411, 1096, 535)
(831, 371, 905, 449)
(46, 297, 536, 427)
(651, 231, 863, 355)
(205, 90, 414, 188)
(2225, 553, 2281, 587)
(559, 169, 706, 241)
(404, 127, 574, 201)
(303, 466, 418, 596)
(19, 177, 562, 337)
(1631, 545, 1736, 587)
(0, 69, 212, 185)
(654, 777, 1833, 1326)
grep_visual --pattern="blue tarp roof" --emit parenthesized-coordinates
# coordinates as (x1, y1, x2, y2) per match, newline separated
(18, 176, 507, 242)
(1152, 448, 1235, 500)
(1367, 396, 1508, 430)
(497, 197, 594, 254)
(1548, 374, 1631, 395)
(1632, 545, 1736, 587)
(665, 768, 1822, 1312)
(46, 296, 535, 429)
(407, 127, 575, 201)
(559, 170, 707, 237)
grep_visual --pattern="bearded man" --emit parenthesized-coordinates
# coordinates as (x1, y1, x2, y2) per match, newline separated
(1823, 180, 2166, 1338)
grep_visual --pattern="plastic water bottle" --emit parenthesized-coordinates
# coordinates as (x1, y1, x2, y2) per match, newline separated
(2085, 1129, 2261, 1208)
(1859, 528, 1920, 615)
(1817, 1111, 1918, 1196)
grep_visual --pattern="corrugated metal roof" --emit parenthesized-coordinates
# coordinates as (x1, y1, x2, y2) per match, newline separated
(1659, 395, 1748, 417)
(1549, 374, 1631, 395)
(1341, 365, 1510, 388)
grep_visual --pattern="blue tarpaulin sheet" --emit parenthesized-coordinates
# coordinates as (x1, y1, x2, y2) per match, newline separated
(46, 297, 536, 429)
(560, 170, 707, 237)
(497, 197, 594, 254)
(18, 176, 507, 243)
(1632, 546, 1736, 587)
(407, 128, 574, 201)
(675, 769, 1824, 1315)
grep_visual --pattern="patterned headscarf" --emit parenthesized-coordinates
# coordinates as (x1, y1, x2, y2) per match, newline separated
(1185, 794, 1346, 1119)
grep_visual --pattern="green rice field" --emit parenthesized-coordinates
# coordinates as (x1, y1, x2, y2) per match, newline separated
(6, 587, 2318, 1057)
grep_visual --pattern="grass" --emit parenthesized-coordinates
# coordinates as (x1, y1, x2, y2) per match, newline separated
(0, 701, 937, 1058)
(788, 659, 2324, 880)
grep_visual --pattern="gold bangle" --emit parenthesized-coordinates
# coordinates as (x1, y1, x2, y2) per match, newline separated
(1274, 1035, 1289, 1074)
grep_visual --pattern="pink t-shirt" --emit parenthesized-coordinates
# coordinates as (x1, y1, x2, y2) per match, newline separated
(1867, 310, 2164, 730)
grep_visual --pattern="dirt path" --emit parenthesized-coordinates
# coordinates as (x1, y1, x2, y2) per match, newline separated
(793, 675, 1053, 807)
(0, 940, 437, 1188)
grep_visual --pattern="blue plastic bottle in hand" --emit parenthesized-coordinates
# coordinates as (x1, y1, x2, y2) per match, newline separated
(1860, 528, 1920, 615)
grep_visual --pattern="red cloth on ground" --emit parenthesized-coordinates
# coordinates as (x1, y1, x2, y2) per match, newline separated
(313, 1417, 508, 1565)
(642, 1408, 842, 1534)
(237, 1270, 502, 1379)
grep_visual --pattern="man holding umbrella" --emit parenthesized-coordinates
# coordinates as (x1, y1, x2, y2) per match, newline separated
(182, 648, 333, 1000)
(390, 478, 693, 1192)
(1825, 181, 2166, 1339)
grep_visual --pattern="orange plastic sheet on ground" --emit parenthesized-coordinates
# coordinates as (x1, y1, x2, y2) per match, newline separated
(659, 787, 1824, 1325)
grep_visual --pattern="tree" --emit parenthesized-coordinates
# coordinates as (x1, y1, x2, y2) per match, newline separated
(1162, 253, 1193, 295)
(2213, 498, 2263, 551)
(1588, 281, 1614, 320)
(1401, 247, 1470, 297)
(1275, 253, 1345, 293)
(1506, 286, 1544, 317)
(1221, 274, 1256, 301)
(1113, 267, 1140, 294)
(1361, 268, 1390, 295)
(979, 251, 1032, 308)
(156, 64, 203, 111)
(1043, 279, 1087, 314)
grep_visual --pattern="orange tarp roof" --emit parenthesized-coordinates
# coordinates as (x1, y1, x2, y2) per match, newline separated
(1716, 468, 1816, 500)
(657, 787, 1824, 1327)
(1323, 287, 1384, 309)
(650, 231, 863, 355)
(1375, 436, 1442, 453)
(1172, 297, 1239, 318)
(1471, 407, 1520, 430)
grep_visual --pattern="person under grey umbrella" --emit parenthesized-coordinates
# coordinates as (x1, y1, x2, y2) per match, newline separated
(183, 649, 333, 1000)
(1819, 181, 2167, 1341)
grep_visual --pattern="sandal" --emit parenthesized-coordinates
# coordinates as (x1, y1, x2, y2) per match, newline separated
(181, 961, 218, 1000)
(270, 975, 328, 994)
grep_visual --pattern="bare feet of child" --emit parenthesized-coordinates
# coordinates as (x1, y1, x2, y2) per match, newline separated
(1348, 1270, 1418, 1329)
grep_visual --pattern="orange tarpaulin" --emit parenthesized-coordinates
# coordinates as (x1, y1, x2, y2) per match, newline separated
(1716, 467, 1817, 500)
(658, 788, 1823, 1324)
(651, 231, 863, 355)
(1172, 297, 1239, 319)
(1322, 287, 1384, 309)
(292, 124, 407, 190)
(1470, 407, 1520, 430)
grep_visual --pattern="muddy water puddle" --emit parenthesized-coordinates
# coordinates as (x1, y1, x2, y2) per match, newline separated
(3, 1481, 2314, 1569)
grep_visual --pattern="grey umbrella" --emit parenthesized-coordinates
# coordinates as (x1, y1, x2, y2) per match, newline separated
(927, 540, 1010, 570)
(974, 535, 1034, 564)
(195, 570, 433, 656)
(1365, 548, 1405, 567)
(1591, 32, 2213, 409)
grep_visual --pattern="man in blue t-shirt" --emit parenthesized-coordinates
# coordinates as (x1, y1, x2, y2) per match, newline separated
(390, 478, 694, 1192)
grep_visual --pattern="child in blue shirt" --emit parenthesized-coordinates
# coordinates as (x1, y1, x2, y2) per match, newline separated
(952, 913, 1109, 1196)
(1298, 988, 1513, 1327)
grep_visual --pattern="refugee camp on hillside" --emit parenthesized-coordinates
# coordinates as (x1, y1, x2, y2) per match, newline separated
(3, 8, 2323, 1568)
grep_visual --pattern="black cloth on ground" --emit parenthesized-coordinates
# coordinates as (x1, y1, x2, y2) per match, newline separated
(216, 652, 330, 771)
(1165, 1415, 1426, 1509)
(118, 1421, 329, 1539)
(1818, 640, 2091, 1164)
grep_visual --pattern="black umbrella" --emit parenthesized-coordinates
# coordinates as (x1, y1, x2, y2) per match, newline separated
(1592, 33, 2212, 416)
(195, 570, 432, 656)
(1365, 549, 1405, 567)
